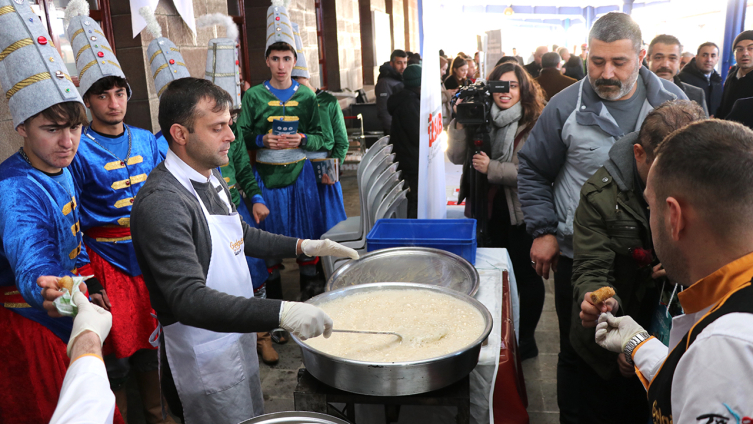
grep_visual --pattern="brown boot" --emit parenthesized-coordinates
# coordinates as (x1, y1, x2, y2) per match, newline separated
(257, 332, 279, 365)
(134, 369, 177, 424)
(113, 387, 128, 423)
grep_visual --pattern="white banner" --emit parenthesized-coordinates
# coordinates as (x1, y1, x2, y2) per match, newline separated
(417, 0, 446, 219)
(130, 0, 196, 38)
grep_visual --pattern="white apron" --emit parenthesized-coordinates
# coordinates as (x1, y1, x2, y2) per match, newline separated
(162, 153, 263, 424)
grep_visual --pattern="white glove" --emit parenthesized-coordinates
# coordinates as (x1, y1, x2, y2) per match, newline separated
(67, 291, 112, 357)
(301, 239, 359, 260)
(279, 301, 333, 340)
(594, 312, 645, 353)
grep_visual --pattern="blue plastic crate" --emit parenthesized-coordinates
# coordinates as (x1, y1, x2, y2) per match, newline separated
(366, 219, 477, 265)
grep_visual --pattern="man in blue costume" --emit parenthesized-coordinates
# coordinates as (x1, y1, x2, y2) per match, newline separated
(0, 2, 102, 421)
(63, 2, 170, 421)
(237, 1, 326, 313)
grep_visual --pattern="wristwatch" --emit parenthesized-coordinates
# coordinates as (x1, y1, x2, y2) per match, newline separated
(623, 331, 650, 366)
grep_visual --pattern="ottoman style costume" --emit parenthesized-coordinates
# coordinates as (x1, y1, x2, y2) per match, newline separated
(292, 22, 348, 231)
(0, 2, 103, 422)
(64, 3, 172, 422)
(236, 1, 325, 299)
(65, 5, 160, 360)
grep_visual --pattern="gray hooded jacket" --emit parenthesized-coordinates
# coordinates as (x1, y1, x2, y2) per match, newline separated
(517, 66, 686, 258)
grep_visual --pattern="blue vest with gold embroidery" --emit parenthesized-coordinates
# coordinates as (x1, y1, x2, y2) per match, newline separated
(68, 125, 162, 276)
(0, 153, 89, 341)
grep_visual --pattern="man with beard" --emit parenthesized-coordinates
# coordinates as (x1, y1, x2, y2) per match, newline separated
(679, 42, 723, 116)
(716, 30, 753, 119)
(64, 4, 167, 421)
(376, 50, 408, 134)
(646, 34, 708, 116)
(517, 12, 686, 424)
(595, 119, 753, 423)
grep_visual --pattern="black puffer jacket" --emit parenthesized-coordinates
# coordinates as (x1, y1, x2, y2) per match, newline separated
(679, 57, 723, 116)
(375, 62, 404, 134)
(387, 86, 420, 177)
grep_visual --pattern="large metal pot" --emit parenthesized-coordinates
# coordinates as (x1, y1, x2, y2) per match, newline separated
(327, 247, 480, 296)
(292, 283, 493, 396)
(238, 411, 350, 424)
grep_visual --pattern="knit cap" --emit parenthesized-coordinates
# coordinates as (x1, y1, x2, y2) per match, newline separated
(403, 64, 422, 87)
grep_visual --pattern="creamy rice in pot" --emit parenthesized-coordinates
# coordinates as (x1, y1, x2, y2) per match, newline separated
(304, 289, 485, 362)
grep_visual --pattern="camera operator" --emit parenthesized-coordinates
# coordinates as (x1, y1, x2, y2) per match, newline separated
(447, 62, 547, 359)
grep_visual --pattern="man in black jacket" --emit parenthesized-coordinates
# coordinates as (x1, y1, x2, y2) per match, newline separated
(524, 46, 548, 77)
(717, 30, 753, 119)
(376, 50, 408, 134)
(388, 64, 421, 218)
(647, 34, 709, 116)
(679, 42, 723, 116)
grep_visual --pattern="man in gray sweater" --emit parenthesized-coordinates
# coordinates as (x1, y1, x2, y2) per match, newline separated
(131, 78, 358, 424)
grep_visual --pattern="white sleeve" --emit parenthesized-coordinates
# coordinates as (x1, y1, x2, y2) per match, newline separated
(633, 337, 668, 388)
(672, 313, 753, 424)
(49, 355, 115, 424)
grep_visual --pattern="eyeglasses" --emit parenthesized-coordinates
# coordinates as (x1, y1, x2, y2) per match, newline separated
(734, 45, 753, 54)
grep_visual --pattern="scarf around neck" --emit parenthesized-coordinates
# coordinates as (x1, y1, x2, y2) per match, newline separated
(489, 101, 523, 163)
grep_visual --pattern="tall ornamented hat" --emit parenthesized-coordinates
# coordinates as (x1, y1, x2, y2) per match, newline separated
(197, 13, 241, 109)
(265, 0, 295, 56)
(65, 0, 129, 98)
(290, 23, 309, 79)
(140, 6, 190, 98)
(0, 0, 83, 127)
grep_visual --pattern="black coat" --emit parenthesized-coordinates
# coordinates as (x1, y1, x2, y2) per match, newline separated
(716, 65, 753, 119)
(387, 86, 421, 177)
(564, 55, 585, 80)
(524, 61, 542, 78)
(725, 96, 753, 129)
(679, 57, 723, 116)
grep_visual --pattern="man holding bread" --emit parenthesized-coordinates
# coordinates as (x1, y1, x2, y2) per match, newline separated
(0, 4, 107, 421)
(595, 119, 753, 421)
(571, 100, 705, 422)
(131, 77, 358, 424)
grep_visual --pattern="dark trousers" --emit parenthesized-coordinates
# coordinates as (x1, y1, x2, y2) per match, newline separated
(577, 360, 650, 424)
(403, 173, 418, 219)
(553, 256, 582, 424)
(486, 191, 545, 357)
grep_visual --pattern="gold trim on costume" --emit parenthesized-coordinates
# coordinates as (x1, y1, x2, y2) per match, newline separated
(61, 196, 77, 215)
(223, 177, 230, 183)
(5, 290, 19, 296)
(69, 28, 84, 41)
(104, 160, 125, 170)
(70, 221, 80, 236)
(118, 217, 131, 227)
(80, 60, 97, 77)
(0, 38, 33, 61)
(3, 302, 31, 308)
(266, 116, 299, 122)
(267, 100, 299, 107)
(114, 198, 134, 208)
(110, 173, 147, 190)
(6, 72, 51, 99)
(69, 243, 81, 260)
(0, 5, 16, 16)
(127, 156, 143, 165)
(95, 236, 132, 243)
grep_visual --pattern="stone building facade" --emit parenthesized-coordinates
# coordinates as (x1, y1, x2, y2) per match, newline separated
(0, 0, 419, 162)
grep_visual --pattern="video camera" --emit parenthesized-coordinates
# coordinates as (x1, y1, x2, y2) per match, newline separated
(451, 80, 510, 126)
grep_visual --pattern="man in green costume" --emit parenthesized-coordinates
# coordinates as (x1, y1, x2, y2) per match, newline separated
(236, 1, 325, 310)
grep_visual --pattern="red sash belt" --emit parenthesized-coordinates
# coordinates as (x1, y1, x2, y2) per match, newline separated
(85, 226, 132, 242)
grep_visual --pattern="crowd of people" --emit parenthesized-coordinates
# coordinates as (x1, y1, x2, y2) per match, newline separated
(436, 12, 753, 424)
(0, 1, 357, 423)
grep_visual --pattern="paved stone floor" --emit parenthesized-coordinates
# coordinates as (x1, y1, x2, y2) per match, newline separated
(126, 166, 560, 422)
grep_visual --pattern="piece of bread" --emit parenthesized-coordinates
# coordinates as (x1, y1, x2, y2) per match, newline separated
(59, 276, 74, 292)
(590, 286, 616, 304)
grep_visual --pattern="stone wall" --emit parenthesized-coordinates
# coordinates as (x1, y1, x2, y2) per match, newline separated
(0, 87, 21, 163)
(322, 0, 362, 91)
(404, 0, 419, 53)
(390, 0, 405, 52)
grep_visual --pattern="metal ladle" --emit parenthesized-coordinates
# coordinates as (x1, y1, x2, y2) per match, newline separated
(332, 329, 403, 342)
